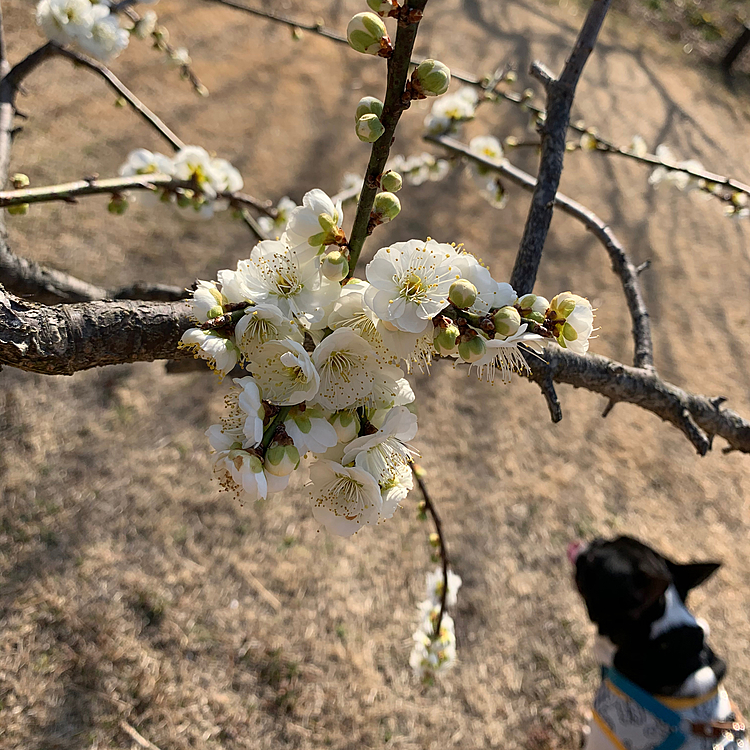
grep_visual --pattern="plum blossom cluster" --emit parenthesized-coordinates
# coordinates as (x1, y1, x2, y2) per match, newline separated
(118, 146, 243, 219)
(35, 0, 150, 62)
(180, 187, 595, 537)
(410, 567, 462, 682)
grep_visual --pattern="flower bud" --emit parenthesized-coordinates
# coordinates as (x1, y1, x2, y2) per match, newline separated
(7, 203, 28, 216)
(356, 113, 385, 143)
(265, 441, 300, 477)
(492, 306, 521, 338)
(11, 173, 29, 189)
(429, 532, 440, 548)
(347, 12, 391, 56)
(580, 130, 598, 152)
(504, 70, 517, 84)
(134, 10, 157, 39)
(518, 293, 549, 315)
(329, 410, 360, 443)
(433, 323, 460, 356)
(371, 191, 400, 223)
(380, 169, 402, 192)
(527, 311, 545, 324)
(355, 96, 384, 122)
(412, 59, 451, 97)
(108, 195, 129, 215)
(448, 279, 477, 309)
(458, 334, 486, 363)
(367, 0, 397, 15)
(321, 250, 349, 282)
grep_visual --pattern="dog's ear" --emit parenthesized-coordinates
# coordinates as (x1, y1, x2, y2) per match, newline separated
(667, 561, 721, 600)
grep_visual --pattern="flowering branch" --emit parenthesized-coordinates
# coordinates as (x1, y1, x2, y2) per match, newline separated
(511, 0, 613, 295)
(412, 463, 449, 639)
(0, 173, 273, 214)
(426, 133, 655, 371)
(2, 285, 749, 455)
(346, 1, 430, 279)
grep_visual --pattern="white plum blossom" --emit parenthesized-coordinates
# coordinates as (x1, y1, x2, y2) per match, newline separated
(426, 567, 462, 607)
(119, 148, 175, 178)
(284, 189, 344, 253)
(376, 320, 434, 372)
(258, 196, 297, 238)
(649, 144, 704, 192)
(309, 460, 382, 536)
(380, 462, 413, 519)
(173, 146, 222, 199)
(284, 405, 338, 456)
(365, 239, 457, 333)
(235, 240, 339, 325)
(187, 280, 224, 322)
(464, 326, 543, 384)
(342, 406, 418, 485)
(234, 303, 302, 363)
(36, 0, 93, 46)
(75, 5, 129, 62)
(424, 86, 479, 134)
(410, 609, 457, 681)
(449, 250, 517, 315)
(221, 376, 265, 447)
(387, 153, 450, 186)
(311, 328, 380, 411)
(252, 339, 319, 406)
(549, 292, 595, 354)
(180, 328, 238, 376)
(206, 424, 267, 503)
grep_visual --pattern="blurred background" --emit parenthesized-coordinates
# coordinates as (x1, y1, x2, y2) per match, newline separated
(1, 0, 749, 747)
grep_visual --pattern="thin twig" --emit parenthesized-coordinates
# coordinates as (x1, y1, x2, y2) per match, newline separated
(511, 0, 613, 294)
(0, 173, 272, 213)
(412, 463, 449, 639)
(428, 133, 655, 371)
(346, 1, 430, 278)
(52, 45, 184, 151)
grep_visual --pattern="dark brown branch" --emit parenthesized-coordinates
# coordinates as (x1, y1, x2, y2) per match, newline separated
(2, 286, 749, 454)
(346, 1, 429, 277)
(51, 46, 184, 151)
(0, 284, 193, 374)
(510, 0, 612, 294)
(427, 134, 654, 371)
(412, 463, 449, 639)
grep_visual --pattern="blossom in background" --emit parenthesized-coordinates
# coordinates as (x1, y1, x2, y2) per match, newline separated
(309, 460, 383, 536)
(424, 86, 479, 134)
(118, 148, 175, 178)
(36, 0, 130, 62)
(388, 153, 450, 186)
(258, 196, 297, 238)
(426, 567, 462, 607)
(649, 144, 704, 191)
(410, 608, 457, 682)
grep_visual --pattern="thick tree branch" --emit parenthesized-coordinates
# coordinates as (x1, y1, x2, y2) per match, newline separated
(511, 0, 612, 294)
(2, 286, 747, 454)
(346, 1, 429, 278)
(0, 284, 192, 374)
(427, 133, 655, 371)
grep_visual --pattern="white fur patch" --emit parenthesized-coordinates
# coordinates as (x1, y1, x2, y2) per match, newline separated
(650, 585, 698, 639)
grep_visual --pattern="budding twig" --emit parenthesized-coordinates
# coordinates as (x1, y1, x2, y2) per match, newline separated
(411, 463, 449, 639)
(427, 133, 655, 372)
(346, 1, 430, 279)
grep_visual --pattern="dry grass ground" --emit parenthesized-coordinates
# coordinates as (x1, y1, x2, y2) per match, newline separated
(1, 0, 750, 748)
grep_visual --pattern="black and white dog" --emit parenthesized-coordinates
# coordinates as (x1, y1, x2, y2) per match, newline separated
(570, 536, 746, 750)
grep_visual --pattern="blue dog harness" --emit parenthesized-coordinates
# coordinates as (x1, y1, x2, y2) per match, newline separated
(593, 667, 745, 750)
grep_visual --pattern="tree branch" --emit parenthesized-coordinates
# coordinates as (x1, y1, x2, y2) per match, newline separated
(510, 0, 612, 294)
(51, 45, 184, 151)
(346, 1, 429, 278)
(0, 284, 192, 374)
(2, 287, 748, 455)
(427, 133, 655, 371)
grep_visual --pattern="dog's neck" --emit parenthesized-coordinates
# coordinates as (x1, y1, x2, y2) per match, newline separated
(594, 585, 726, 698)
